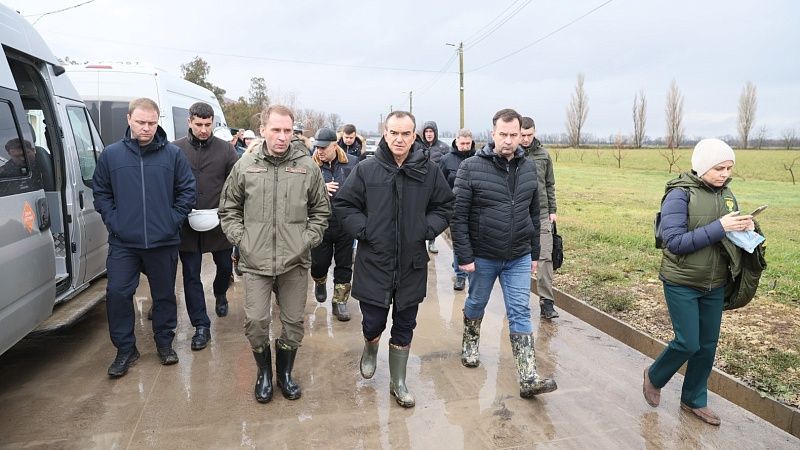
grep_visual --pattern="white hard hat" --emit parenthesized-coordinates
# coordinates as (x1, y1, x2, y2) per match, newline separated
(187, 208, 220, 232)
(243, 129, 256, 139)
(213, 127, 233, 141)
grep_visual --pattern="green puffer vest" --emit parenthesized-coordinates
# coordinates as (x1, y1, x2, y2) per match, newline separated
(659, 172, 739, 291)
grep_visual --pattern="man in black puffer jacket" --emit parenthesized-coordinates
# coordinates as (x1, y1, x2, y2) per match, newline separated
(439, 128, 475, 291)
(451, 108, 557, 399)
(334, 111, 453, 409)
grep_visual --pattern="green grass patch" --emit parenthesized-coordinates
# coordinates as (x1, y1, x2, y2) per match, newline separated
(719, 343, 800, 405)
(554, 149, 800, 306)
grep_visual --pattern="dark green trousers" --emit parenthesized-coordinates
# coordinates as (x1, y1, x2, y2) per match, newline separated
(648, 282, 724, 408)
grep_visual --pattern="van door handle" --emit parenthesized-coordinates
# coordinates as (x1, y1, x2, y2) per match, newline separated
(79, 190, 84, 209)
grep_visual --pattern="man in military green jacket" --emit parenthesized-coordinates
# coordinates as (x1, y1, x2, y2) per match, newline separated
(521, 117, 559, 319)
(219, 105, 330, 404)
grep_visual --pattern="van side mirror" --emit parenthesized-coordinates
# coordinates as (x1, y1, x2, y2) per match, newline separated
(52, 65, 66, 77)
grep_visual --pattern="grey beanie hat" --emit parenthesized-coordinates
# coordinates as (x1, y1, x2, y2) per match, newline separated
(691, 138, 735, 176)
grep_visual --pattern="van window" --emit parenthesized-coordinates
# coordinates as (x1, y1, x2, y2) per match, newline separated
(66, 106, 99, 183)
(0, 100, 30, 180)
(172, 107, 190, 140)
(86, 100, 128, 145)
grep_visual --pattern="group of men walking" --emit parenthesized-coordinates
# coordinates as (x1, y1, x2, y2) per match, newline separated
(93, 98, 560, 408)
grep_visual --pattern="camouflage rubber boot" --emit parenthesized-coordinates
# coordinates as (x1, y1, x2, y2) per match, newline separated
(461, 311, 482, 368)
(332, 283, 351, 322)
(509, 333, 557, 398)
(388, 343, 415, 408)
(312, 276, 327, 303)
(360, 337, 380, 379)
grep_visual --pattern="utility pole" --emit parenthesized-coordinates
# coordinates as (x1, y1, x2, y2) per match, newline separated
(447, 42, 465, 128)
(457, 42, 464, 129)
(409, 90, 413, 113)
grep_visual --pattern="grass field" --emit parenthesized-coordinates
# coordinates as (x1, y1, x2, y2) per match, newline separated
(551, 148, 799, 406)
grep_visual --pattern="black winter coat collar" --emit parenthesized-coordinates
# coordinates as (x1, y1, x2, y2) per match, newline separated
(187, 129, 213, 148)
(477, 143, 525, 167)
(375, 138, 429, 183)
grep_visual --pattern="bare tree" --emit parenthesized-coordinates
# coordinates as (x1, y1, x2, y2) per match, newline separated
(659, 148, 682, 173)
(327, 113, 343, 131)
(551, 147, 562, 162)
(755, 125, 769, 149)
(565, 73, 589, 148)
(782, 128, 798, 149)
(665, 79, 685, 149)
(784, 157, 800, 185)
(612, 132, 626, 168)
(632, 89, 647, 148)
(737, 81, 758, 149)
(297, 108, 326, 136)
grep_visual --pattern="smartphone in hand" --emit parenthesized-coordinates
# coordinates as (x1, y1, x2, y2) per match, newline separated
(750, 205, 768, 217)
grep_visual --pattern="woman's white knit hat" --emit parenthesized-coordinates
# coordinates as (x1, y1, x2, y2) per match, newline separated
(692, 138, 735, 176)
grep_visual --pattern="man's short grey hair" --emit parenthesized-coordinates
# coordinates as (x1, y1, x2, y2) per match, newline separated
(457, 128, 473, 139)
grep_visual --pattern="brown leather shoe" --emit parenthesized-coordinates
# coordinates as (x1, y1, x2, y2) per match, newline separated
(642, 367, 660, 407)
(681, 403, 721, 426)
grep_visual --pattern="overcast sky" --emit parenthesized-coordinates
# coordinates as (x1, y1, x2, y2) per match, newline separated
(9, 0, 800, 140)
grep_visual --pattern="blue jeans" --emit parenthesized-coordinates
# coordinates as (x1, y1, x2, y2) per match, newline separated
(464, 254, 533, 334)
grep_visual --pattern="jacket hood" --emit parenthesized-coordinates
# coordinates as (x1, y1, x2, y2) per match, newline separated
(420, 121, 440, 146)
(375, 137, 429, 182)
(477, 142, 525, 161)
(123, 125, 168, 153)
(522, 137, 544, 156)
(450, 137, 476, 156)
(254, 139, 309, 163)
(667, 171, 732, 193)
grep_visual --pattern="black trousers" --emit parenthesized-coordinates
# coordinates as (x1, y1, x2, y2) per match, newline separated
(106, 244, 178, 351)
(179, 248, 232, 328)
(310, 228, 353, 284)
(360, 301, 419, 347)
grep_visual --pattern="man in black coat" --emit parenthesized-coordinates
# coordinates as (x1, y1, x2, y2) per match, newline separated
(173, 102, 239, 350)
(451, 108, 557, 399)
(333, 111, 453, 408)
(439, 128, 476, 291)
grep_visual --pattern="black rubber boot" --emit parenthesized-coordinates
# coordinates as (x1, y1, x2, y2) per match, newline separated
(540, 298, 559, 319)
(215, 294, 229, 317)
(313, 276, 327, 303)
(275, 341, 302, 400)
(252, 347, 273, 403)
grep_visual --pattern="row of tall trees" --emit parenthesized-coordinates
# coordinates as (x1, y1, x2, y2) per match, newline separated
(563, 74, 794, 150)
(180, 56, 342, 136)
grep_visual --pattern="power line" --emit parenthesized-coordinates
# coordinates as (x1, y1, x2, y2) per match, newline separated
(416, 51, 458, 96)
(464, 0, 534, 51)
(471, 0, 615, 72)
(462, 0, 527, 47)
(46, 31, 456, 74)
(24, 0, 98, 25)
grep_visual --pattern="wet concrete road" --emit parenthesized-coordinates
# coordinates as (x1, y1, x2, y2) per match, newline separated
(1, 237, 797, 449)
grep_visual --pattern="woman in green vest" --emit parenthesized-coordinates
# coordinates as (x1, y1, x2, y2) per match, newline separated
(642, 139, 754, 426)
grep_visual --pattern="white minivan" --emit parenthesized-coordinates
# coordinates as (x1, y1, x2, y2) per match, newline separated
(65, 62, 227, 145)
(0, 5, 108, 355)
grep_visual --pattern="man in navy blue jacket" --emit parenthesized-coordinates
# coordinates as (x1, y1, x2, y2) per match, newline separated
(93, 98, 196, 378)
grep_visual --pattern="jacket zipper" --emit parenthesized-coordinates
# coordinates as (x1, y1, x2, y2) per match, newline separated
(273, 165, 279, 275)
(392, 176, 401, 301)
(508, 162, 518, 260)
(708, 190, 721, 291)
(140, 152, 148, 248)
